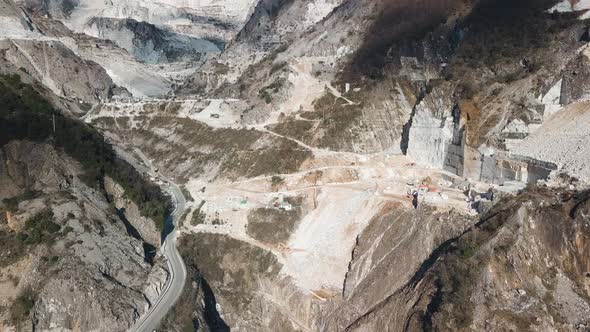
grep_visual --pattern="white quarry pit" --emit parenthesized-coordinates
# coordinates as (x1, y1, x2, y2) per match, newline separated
(63, 0, 258, 38)
(512, 101, 590, 183)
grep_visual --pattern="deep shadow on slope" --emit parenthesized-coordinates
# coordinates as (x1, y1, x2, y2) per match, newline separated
(158, 237, 229, 332)
(0, 74, 172, 231)
(115, 207, 157, 265)
(235, 0, 295, 45)
(345, 0, 462, 79)
(346, 0, 562, 79)
(157, 265, 229, 332)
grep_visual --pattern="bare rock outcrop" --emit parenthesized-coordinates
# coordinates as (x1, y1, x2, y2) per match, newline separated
(0, 140, 167, 331)
(0, 140, 77, 199)
(321, 188, 590, 331)
(0, 39, 115, 104)
(104, 176, 161, 247)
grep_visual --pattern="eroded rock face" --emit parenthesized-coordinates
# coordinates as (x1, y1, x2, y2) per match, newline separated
(0, 141, 76, 199)
(177, 233, 310, 331)
(1, 0, 260, 100)
(330, 188, 590, 332)
(561, 52, 590, 105)
(23, 0, 257, 39)
(407, 82, 461, 171)
(179, 0, 590, 183)
(21, 0, 256, 67)
(163, 200, 475, 331)
(158, 262, 227, 332)
(4, 1, 590, 332)
(512, 101, 590, 183)
(317, 204, 475, 331)
(0, 140, 167, 331)
(104, 176, 161, 247)
(465, 205, 590, 330)
(0, 39, 115, 104)
(179, 0, 348, 95)
(85, 17, 223, 64)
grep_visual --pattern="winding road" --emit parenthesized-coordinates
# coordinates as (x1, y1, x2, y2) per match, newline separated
(127, 150, 188, 332)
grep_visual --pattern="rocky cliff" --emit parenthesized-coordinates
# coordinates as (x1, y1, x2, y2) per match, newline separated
(1, 0, 262, 100)
(0, 38, 116, 104)
(85, 17, 222, 64)
(22, 0, 257, 41)
(104, 176, 162, 248)
(0, 140, 168, 331)
(0, 73, 172, 331)
(319, 185, 590, 331)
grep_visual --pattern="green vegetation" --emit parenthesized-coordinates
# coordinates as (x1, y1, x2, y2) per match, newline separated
(1, 208, 72, 267)
(181, 186, 194, 202)
(2, 191, 40, 212)
(434, 253, 483, 328)
(270, 61, 287, 75)
(271, 175, 284, 188)
(268, 119, 315, 146)
(258, 79, 285, 104)
(246, 205, 301, 245)
(426, 194, 530, 329)
(0, 209, 62, 266)
(128, 117, 310, 180)
(190, 201, 207, 226)
(9, 287, 36, 323)
(0, 74, 171, 230)
(179, 233, 280, 311)
(0, 229, 27, 267)
(182, 322, 197, 332)
(41, 255, 60, 263)
(259, 90, 273, 104)
(19, 209, 61, 245)
(61, 0, 77, 16)
(458, 239, 479, 259)
(280, 90, 364, 151)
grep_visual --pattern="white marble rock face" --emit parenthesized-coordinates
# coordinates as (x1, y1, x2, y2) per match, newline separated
(44, 0, 259, 38)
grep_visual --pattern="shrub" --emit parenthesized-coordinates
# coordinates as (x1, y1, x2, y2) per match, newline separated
(61, 0, 77, 16)
(271, 176, 284, 188)
(2, 191, 39, 212)
(62, 225, 74, 235)
(258, 89, 273, 104)
(181, 186, 194, 202)
(9, 287, 36, 323)
(22, 209, 60, 245)
(191, 201, 207, 226)
(258, 79, 285, 104)
(0, 229, 27, 267)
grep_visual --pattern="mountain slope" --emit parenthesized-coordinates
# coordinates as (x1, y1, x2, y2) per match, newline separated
(0, 74, 173, 330)
(2, 0, 590, 331)
(322, 186, 590, 331)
